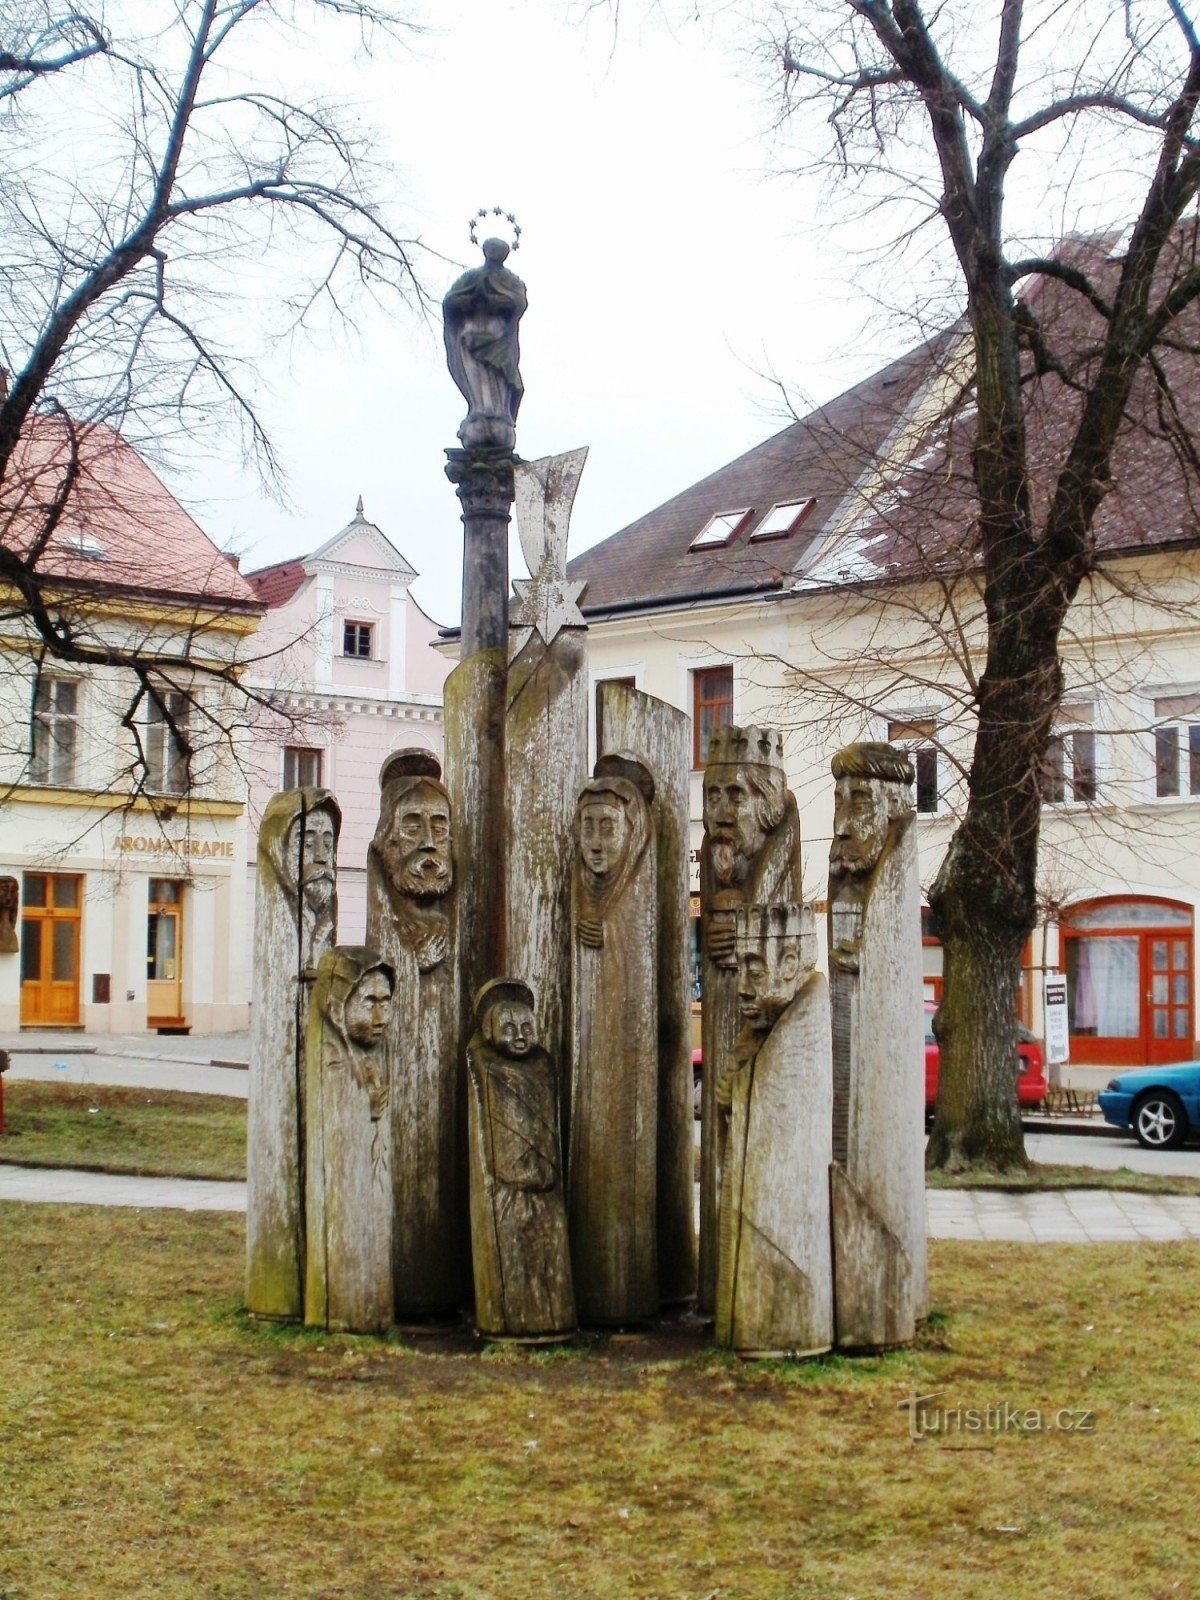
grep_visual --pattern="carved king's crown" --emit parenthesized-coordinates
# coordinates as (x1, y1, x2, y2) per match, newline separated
(734, 902, 814, 945)
(706, 723, 786, 772)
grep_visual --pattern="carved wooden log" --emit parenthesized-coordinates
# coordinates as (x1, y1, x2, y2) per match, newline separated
(828, 742, 928, 1351)
(568, 758, 659, 1324)
(245, 789, 339, 1321)
(466, 979, 577, 1342)
(505, 628, 588, 1119)
(698, 727, 802, 1313)
(365, 751, 468, 1317)
(304, 948, 394, 1334)
(597, 681, 697, 1304)
(715, 907, 833, 1359)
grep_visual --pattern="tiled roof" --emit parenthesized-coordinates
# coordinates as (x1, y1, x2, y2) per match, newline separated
(3, 418, 260, 609)
(245, 559, 309, 608)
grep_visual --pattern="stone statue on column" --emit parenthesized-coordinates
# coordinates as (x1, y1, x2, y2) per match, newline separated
(466, 978, 577, 1343)
(568, 754, 659, 1325)
(304, 948, 394, 1335)
(245, 788, 340, 1321)
(715, 904, 833, 1360)
(443, 237, 527, 452)
(827, 741, 927, 1351)
(365, 750, 468, 1317)
(698, 725, 802, 1312)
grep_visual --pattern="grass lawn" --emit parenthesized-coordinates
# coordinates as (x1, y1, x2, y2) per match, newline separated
(2, 1203, 1198, 1599)
(0, 1081, 246, 1179)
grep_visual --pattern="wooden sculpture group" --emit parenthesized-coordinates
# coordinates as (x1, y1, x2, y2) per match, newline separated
(244, 236, 927, 1358)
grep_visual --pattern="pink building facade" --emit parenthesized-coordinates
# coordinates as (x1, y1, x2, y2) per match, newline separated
(244, 501, 450, 942)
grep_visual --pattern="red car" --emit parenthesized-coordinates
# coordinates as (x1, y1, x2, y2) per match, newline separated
(924, 1000, 1047, 1112)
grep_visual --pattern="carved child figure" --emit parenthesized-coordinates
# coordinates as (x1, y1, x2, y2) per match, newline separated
(698, 725, 802, 1311)
(715, 904, 833, 1359)
(568, 755, 659, 1325)
(245, 788, 341, 1322)
(466, 979, 576, 1343)
(827, 742, 927, 1351)
(305, 948, 395, 1335)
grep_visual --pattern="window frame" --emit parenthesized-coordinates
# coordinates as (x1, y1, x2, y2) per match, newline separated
(145, 690, 191, 796)
(692, 664, 734, 769)
(1041, 715, 1099, 807)
(30, 675, 81, 787)
(1148, 691, 1200, 800)
(282, 745, 324, 790)
(885, 714, 942, 816)
(342, 620, 374, 659)
(688, 509, 753, 551)
(747, 498, 816, 543)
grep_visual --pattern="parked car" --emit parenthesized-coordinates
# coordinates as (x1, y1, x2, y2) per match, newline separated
(1098, 1063, 1200, 1149)
(924, 1000, 1048, 1112)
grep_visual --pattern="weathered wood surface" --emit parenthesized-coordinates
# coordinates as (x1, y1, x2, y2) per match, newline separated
(716, 966, 833, 1359)
(698, 729, 802, 1313)
(366, 754, 467, 1317)
(245, 789, 339, 1322)
(597, 681, 696, 1305)
(304, 948, 393, 1335)
(505, 627, 588, 1105)
(828, 751, 927, 1351)
(466, 979, 576, 1342)
(568, 762, 659, 1325)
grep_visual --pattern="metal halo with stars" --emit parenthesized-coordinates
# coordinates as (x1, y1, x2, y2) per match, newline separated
(469, 207, 522, 252)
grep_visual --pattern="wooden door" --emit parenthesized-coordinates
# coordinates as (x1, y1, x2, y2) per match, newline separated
(1064, 897, 1194, 1066)
(19, 873, 82, 1026)
(146, 880, 185, 1025)
(1145, 930, 1193, 1064)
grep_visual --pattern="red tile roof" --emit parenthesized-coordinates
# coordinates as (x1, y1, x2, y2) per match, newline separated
(244, 559, 309, 608)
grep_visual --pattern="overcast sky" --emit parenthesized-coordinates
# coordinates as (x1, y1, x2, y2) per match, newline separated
(166, 0, 919, 626)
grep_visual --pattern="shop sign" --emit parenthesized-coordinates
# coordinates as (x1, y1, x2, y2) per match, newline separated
(116, 834, 235, 860)
(1044, 972, 1071, 1065)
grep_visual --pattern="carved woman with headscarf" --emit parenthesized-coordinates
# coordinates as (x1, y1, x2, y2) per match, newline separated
(568, 753, 659, 1325)
(246, 787, 341, 1322)
(305, 946, 395, 1335)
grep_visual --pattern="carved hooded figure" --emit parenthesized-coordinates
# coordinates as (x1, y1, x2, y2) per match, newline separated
(827, 742, 927, 1351)
(442, 237, 527, 452)
(697, 724, 802, 1313)
(305, 947, 395, 1334)
(716, 904, 833, 1360)
(466, 978, 577, 1343)
(365, 749, 468, 1317)
(245, 787, 340, 1322)
(568, 755, 659, 1325)
(0, 876, 18, 955)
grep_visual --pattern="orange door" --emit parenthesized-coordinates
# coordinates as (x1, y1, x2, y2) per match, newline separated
(1146, 930, 1193, 1065)
(20, 873, 82, 1026)
(1064, 898, 1195, 1067)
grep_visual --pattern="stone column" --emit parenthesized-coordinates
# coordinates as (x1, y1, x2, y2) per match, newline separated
(827, 742, 927, 1351)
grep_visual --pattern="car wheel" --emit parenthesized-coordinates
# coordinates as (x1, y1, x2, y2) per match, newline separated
(1131, 1090, 1189, 1150)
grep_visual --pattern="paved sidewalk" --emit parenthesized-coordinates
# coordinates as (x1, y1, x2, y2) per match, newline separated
(0, 1029, 249, 1068)
(5, 1162, 1200, 1241)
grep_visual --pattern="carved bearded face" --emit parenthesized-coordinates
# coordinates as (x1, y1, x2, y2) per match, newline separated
(704, 765, 770, 888)
(344, 969, 393, 1048)
(578, 798, 630, 886)
(286, 808, 337, 912)
(379, 781, 453, 900)
(489, 1001, 536, 1058)
(737, 938, 805, 1033)
(829, 775, 891, 879)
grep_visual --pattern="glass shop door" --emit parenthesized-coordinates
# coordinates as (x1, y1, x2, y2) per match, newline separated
(147, 879, 186, 1026)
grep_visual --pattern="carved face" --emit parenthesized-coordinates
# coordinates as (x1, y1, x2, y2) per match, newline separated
(285, 808, 337, 910)
(830, 775, 891, 878)
(704, 765, 769, 887)
(379, 782, 453, 900)
(491, 1001, 536, 1059)
(344, 970, 393, 1048)
(578, 799, 630, 885)
(737, 938, 805, 1032)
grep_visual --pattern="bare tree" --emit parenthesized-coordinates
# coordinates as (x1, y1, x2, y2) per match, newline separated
(0, 0, 426, 799)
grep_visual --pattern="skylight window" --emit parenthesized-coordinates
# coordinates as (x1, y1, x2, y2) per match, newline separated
(56, 532, 108, 561)
(689, 508, 752, 550)
(749, 499, 816, 541)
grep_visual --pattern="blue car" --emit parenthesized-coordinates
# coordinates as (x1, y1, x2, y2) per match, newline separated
(1098, 1063, 1200, 1149)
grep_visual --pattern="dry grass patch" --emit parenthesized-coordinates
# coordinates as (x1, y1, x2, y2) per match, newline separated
(3, 1202, 1199, 1599)
(927, 1160, 1200, 1196)
(0, 1081, 245, 1179)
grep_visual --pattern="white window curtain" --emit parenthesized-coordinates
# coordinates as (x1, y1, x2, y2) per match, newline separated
(1070, 936, 1139, 1038)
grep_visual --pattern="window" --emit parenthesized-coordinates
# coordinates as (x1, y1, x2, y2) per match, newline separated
(595, 677, 635, 754)
(146, 692, 190, 795)
(748, 499, 816, 542)
(283, 746, 324, 789)
(1152, 694, 1200, 798)
(31, 677, 79, 786)
(343, 621, 373, 658)
(689, 509, 752, 550)
(692, 665, 733, 767)
(1041, 704, 1097, 804)
(887, 717, 939, 814)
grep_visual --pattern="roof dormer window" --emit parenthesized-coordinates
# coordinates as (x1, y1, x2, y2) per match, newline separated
(749, 498, 816, 541)
(689, 508, 752, 550)
(56, 531, 108, 561)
